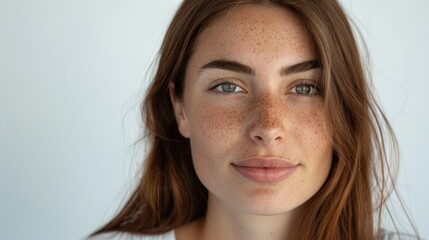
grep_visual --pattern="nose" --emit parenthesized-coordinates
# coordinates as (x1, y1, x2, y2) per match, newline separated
(248, 94, 286, 146)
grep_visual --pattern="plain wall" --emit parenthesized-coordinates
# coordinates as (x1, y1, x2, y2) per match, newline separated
(1, 0, 427, 239)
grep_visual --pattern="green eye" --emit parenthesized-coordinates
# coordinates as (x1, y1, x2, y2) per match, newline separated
(292, 83, 318, 95)
(221, 83, 238, 92)
(296, 84, 312, 94)
(214, 82, 244, 93)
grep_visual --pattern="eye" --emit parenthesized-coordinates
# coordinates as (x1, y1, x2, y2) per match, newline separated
(289, 82, 319, 96)
(212, 81, 245, 93)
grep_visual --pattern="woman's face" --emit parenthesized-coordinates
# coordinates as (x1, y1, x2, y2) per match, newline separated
(171, 5, 333, 215)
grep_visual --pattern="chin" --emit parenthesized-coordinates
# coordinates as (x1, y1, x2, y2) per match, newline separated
(233, 196, 303, 216)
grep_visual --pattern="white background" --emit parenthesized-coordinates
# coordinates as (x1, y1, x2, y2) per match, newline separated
(1, 1, 427, 239)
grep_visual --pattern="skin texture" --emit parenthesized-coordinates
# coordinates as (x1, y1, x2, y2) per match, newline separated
(171, 5, 333, 240)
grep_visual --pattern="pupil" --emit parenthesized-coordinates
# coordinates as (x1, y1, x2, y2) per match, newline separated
(297, 85, 311, 94)
(222, 84, 236, 92)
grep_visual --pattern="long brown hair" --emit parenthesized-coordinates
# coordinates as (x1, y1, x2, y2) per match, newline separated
(91, 0, 416, 239)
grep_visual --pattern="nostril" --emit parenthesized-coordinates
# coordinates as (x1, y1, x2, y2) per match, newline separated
(251, 132, 283, 144)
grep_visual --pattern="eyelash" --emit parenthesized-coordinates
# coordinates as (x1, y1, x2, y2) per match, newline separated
(210, 79, 321, 96)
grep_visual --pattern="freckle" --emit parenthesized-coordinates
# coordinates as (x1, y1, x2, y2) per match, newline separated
(249, 188, 274, 197)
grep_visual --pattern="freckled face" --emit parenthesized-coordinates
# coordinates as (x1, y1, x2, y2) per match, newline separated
(171, 5, 333, 215)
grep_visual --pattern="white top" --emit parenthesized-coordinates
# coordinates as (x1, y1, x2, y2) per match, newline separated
(90, 229, 419, 240)
(90, 231, 175, 240)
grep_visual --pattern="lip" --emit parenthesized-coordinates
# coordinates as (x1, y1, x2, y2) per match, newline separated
(231, 157, 298, 183)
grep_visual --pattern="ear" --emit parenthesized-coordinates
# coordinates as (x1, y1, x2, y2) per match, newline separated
(169, 81, 190, 138)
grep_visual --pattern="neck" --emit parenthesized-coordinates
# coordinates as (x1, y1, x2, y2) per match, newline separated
(198, 194, 299, 240)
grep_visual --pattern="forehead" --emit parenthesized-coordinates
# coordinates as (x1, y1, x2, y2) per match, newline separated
(189, 4, 315, 69)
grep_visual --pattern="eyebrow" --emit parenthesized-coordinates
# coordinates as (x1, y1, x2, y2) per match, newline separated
(200, 59, 321, 76)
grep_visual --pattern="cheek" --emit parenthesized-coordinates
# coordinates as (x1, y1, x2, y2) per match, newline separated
(186, 98, 246, 173)
(307, 112, 331, 152)
(290, 102, 332, 172)
(292, 101, 331, 148)
(303, 109, 333, 183)
(186, 100, 247, 189)
(188, 99, 245, 140)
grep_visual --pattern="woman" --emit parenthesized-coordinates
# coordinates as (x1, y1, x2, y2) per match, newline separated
(91, 0, 420, 239)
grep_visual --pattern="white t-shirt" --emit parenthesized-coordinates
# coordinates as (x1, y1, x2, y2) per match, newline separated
(90, 229, 419, 240)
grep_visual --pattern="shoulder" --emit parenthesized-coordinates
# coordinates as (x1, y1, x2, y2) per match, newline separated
(88, 231, 175, 240)
(377, 229, 421, 240)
